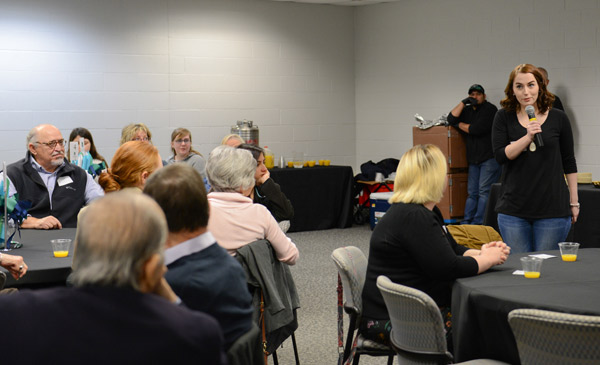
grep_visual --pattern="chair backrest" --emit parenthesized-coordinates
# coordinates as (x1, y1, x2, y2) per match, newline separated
(508, 308, 600, 365)
(331, 246, 368, 314)
(376, 275, 449, 356)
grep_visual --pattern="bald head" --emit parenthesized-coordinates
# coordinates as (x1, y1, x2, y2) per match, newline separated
(221, 134, 244, 147)
(27, 124, 66, 172)
(26, 124, 59, 146)
(71, 191, 168, 290)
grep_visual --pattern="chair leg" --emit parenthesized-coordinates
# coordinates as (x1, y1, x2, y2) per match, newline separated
(272, 350, 278, 365)
(352, 352, 360, 365)
(291, 333, 300, 365)
(387, 355, 393, 365)
(343, 319, 357, 362)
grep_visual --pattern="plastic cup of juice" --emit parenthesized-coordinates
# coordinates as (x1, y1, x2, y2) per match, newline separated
(520, 256, 543, 278)
(558, 242, 580, 262)
(51, 239, 71, 258)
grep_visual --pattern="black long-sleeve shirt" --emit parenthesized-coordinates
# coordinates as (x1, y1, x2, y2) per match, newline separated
(447, 100, 498, 164)
(254, 178, 294, 222)
(492, 108, 577, 219)
(361, 203, 478, 320)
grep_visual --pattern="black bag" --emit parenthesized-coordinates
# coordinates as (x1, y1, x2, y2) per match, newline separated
(355, 158, 399, 181)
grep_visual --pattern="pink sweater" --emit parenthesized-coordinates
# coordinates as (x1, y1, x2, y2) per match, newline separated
(207, 192, 299, 265)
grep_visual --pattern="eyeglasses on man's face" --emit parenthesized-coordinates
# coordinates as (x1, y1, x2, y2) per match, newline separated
(35, 139, 67, 150)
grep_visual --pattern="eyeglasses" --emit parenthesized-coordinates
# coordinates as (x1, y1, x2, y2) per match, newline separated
(133, 137, 149, 142)
(174, 138, 191, 144)
(35, 139, 66, 149)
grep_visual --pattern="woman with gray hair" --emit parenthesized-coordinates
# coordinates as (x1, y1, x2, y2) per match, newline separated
(206, 146, 299, 265)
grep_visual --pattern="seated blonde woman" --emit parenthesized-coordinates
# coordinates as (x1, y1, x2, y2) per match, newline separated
(360, 144, 509, 348)
(98, 141, 162, 193)
(120, 123, 152, 145)
(206, 146, 299, 265)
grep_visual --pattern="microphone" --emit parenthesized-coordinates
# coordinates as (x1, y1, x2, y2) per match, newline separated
(525, 105, 544, 148)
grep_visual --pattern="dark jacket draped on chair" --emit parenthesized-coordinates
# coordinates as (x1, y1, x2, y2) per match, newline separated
(236, 240, 300, 354)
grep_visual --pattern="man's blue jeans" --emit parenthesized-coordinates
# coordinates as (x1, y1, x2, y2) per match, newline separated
(462, 158, 501, 225)
(497, 214, 572, 253)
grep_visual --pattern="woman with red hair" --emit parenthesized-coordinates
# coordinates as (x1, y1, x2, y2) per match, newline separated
(492, 64, 578, 253)
(98, 141, 163, 193)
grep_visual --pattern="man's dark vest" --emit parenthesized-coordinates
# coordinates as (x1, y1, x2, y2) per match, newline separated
(6, 153, 88, 228)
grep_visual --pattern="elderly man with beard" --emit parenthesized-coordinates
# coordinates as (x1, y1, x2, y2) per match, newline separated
(0, 124, 104, 229)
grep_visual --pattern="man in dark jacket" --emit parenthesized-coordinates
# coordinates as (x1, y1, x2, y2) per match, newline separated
(144, 163, 253, 349)
(448, 84, 501, 224)
(1, 124, 103, 229)
(0, 191, 226, 364)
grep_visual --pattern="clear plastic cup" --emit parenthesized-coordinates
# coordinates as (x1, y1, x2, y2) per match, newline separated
(558, 242, 580, 262)
(521, 256, 543, 279)
(51, 239, 71, 258)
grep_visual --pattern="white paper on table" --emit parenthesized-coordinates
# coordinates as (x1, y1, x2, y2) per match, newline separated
(513, 270, 525, 276)
(528, 254, 557, 259)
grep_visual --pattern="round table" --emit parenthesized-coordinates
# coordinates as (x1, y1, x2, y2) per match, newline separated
(1, 228, 76, 288)
(452, 248, 600, 364)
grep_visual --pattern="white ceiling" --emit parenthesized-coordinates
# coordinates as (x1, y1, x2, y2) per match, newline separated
(270, 0, 400, 6)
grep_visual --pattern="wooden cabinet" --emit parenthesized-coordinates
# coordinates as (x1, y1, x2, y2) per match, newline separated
(437, 173, 468, 221)
(412, 126, 467, 169)
(413, 126, 468, 221)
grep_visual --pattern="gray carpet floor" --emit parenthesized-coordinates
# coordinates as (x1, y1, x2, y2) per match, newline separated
(267, 224, 390, 365)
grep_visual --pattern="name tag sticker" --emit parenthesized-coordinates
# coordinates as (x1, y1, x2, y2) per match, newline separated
(57, 176, 74, 186)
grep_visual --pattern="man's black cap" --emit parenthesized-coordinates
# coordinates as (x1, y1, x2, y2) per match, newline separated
(468, 84, 485, 94)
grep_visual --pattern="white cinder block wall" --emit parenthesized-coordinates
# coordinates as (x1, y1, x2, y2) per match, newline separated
(356, 0, 600, 178)
(0, 0, 356, 168)
(2, 0, 599, 177)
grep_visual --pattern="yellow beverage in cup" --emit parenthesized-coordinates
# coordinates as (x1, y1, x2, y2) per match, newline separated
(51, 238, 71, 258)
(524, 271, 540, 279)
(54, 251, 69, 258)
(559, 242, 579, 262)
(287, 161, 294, 168)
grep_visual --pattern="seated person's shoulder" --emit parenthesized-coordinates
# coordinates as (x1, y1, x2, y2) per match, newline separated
(388, 203, 434, 221)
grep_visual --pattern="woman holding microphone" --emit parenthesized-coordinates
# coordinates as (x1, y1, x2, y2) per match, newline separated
(492, 64, 578, 253)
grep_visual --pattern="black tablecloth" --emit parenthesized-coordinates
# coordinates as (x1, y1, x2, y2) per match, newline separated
(269, 165, 354, 232)
(1, 228, 76, 287)
(452, 248, 600, 364)
(484, 183, 600, 248)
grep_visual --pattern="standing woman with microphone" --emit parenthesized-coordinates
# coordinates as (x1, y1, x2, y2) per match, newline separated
(492, 64, 578, 253)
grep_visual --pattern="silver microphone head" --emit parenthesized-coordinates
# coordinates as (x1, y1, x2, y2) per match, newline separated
(525, 105, 536, 119)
